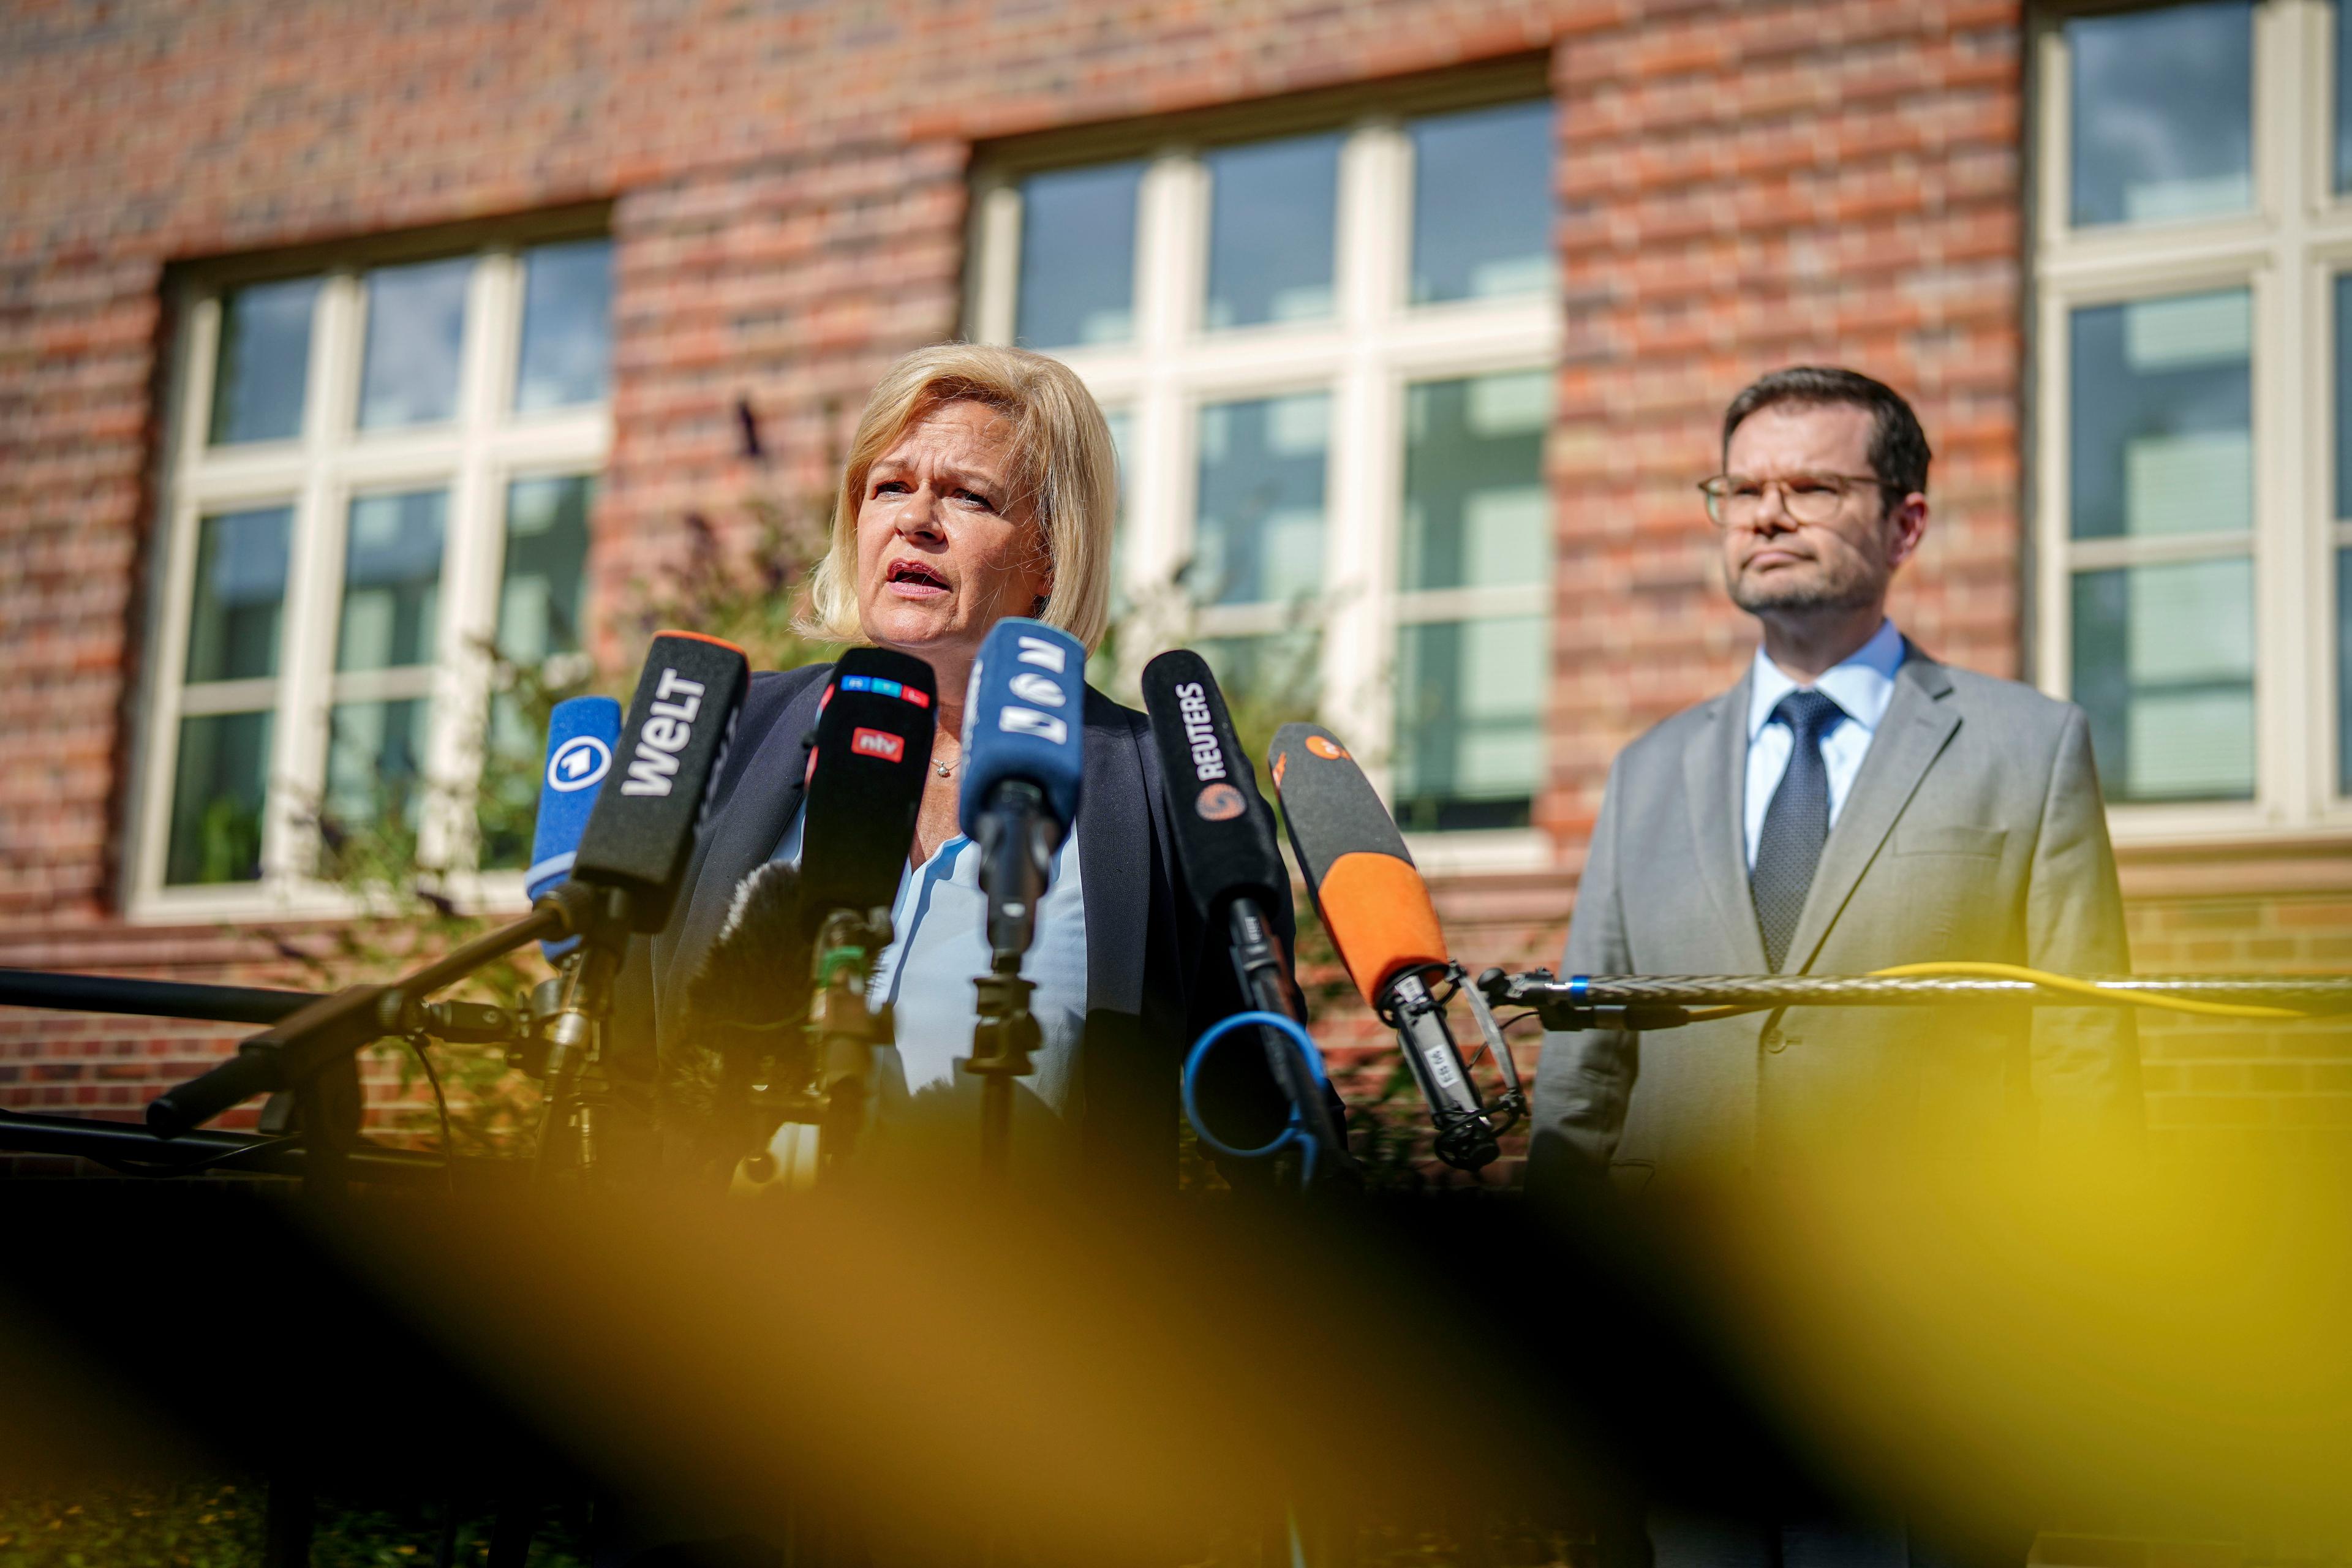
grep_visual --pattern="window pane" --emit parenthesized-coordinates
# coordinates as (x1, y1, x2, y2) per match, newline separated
(1194, 393, 1329, 608)
(2068, 290, 2251, 541)
(2072, 557, 2255, 802)
(325, 698, 432, 831)
(1199, 630, 1320, 726)
(2068, 1, 2252, 227)
(2340, 0, 2352, 193)
(1393, 616, 1545, 832)
(1402, 370, 1552, 592)
(185, 505, 292, 684)
(1409, 100, 1555, 304)
(358, 255, 470, 428)
(339, 489, 447, 671)
(2340, 549, 2352, 795)
(498, 475, 593, 664)
(208, 277, 317, 445)
(1016, 162, 1142, 349)
(165, 710, 272, 885)
(1205, 133, 1341, 330)
(516, 238, 613, 412)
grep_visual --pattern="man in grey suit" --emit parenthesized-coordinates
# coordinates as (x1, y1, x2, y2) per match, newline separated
(1529, 367, 2141, 1197)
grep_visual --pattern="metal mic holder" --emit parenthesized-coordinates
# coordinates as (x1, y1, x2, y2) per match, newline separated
(1382, 960, 1527, 1172)
(735, 906, 896, 1190)
(965, 956, 1041, 1180)
(1479, 968, 2352, 1031)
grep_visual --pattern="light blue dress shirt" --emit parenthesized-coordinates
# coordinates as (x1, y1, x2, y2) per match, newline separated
(1742, 618, 1907, 871)
(771, 805, 1090, 1161)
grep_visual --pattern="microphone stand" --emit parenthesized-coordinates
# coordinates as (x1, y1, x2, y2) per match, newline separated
(965, 781, 1057, 1182)
(147, 883, 608, 1152)
(734, 907, 897, 1191)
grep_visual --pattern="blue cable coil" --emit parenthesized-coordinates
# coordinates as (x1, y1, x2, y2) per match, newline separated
(1182, 1010, 1332, 1191)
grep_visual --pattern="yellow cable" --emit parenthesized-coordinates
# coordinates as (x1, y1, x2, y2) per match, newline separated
(1867, 960, 2308, 1020)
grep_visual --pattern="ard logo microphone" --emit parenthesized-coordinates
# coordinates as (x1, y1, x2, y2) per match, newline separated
(527, 696, 624, 963)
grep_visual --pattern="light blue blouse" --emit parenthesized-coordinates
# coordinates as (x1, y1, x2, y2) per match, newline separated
(771, 805, 1090, 1167)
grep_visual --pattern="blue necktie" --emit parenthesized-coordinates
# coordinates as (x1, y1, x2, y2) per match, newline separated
(1752, 689, 1845, 973)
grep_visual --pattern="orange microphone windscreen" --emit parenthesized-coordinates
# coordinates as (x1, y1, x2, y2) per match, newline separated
(1314, 851, 1450, 1008)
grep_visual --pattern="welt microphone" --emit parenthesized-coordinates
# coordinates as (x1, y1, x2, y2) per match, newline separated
(1140, 650, 1350, 1175)
(526, 695, 623, 963)
(958, 617, 1086, 965)
(566, 631, 752, 938)
(1267, 721, 1507, 1172)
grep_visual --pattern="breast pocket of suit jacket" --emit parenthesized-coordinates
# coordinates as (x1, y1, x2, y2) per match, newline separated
(1888, 824, 2010, 956)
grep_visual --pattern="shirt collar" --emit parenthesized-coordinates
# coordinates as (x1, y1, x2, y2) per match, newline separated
(1746, 617, 1906, 741)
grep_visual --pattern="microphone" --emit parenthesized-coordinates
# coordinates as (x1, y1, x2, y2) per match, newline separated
(568, 631, 753, 935)
(799, 647, 937, 939)
(1140, 650, 1351, 1183)
(957, 617, 1086, 965)
(526, 696, 624, 963)
(956, 617, 1086, 1174)
(1266, 722, 1523, 1172)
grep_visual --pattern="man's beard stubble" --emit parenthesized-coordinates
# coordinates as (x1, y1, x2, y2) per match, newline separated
(1726, 553, 1884, 619)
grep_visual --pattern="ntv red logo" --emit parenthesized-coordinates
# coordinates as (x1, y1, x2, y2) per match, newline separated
(851, 726, 905, 764)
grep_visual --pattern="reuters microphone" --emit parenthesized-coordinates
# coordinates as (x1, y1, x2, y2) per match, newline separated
(1267, 722, 1524, 1172)
(1141, 651, 1352, 1184)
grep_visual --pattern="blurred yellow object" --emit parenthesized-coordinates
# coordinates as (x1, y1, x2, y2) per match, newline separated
(1869, 960, 2310, 1020)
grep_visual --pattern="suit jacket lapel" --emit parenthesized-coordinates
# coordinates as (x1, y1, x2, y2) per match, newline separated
(1684, 673, 1771, 973)
(1077, 686, 1149, 1017)
(1782, 647, 1960, 973)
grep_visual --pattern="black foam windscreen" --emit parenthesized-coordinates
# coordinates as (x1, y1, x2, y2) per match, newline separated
(1265, 722, 1412, 899)
(799, 646, 937, 929)
(1140, 650, 1286, 925)
(573, 631, 753, 932)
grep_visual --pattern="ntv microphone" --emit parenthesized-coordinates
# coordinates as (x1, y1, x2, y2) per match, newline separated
(1267, 722, 1525, 1172)
(958, 617, 1086, 967)
(1140, 651, 1352, 1185)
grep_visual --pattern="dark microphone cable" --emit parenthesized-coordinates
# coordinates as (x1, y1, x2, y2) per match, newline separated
(1140, 649, 1354, 1191)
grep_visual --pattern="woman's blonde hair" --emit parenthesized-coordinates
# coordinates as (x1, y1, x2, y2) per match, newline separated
(798, 342, 1118, 653)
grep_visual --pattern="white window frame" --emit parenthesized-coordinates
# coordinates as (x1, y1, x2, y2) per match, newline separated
(130, 219, 612, 921)
(967, 72, 1562, 872)
(2033, 0, 2352, 843)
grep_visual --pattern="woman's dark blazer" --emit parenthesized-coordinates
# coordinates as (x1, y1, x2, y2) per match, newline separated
(605, 661, 1302, 1189)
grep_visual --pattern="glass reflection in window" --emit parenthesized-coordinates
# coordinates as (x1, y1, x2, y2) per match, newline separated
(1204, 133, 1341, 330)
(1402, 370, 1552, 592)
(165, 710, 272, 885)
(358, 255, 470, 429)
(2068, 1, 2252, 227)
(1016, 162, 1142, 349)
(1409, 100, 1555, 304)
(325, 698, 432, 832)
(516, 239, 613, 412)
(2068, 289, 2251, 541)
(2073, 559, 2255, 802)
(1193, 393, 1330, 608)
(339, 489, 447, 671)
(185, 505, 292, 685)
(1393, 615, 1545, 832)
(498, 475, 593, 664)
(209, 278, 317, 445)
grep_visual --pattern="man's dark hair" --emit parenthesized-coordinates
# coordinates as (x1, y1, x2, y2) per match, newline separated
(1720, 366, 1932, 499)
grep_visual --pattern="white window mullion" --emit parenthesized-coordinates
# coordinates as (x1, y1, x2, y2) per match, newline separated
(970, 179, 1021, 347)
(420, 252, 515, 874)
(268, 271, 361, 886)
(1123, 150, 1207, 658)
(1328, 121, 1408, 788)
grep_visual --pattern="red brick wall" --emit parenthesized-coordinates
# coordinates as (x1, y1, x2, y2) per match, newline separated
(4, 0, 2348, 1163)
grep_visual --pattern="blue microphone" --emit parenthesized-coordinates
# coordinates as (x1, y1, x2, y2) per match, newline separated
(527, 695, 624, 961)
(957, 617, 1086, 965)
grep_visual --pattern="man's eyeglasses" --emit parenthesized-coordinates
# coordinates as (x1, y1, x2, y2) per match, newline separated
(1697, 472, 1894, 527)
